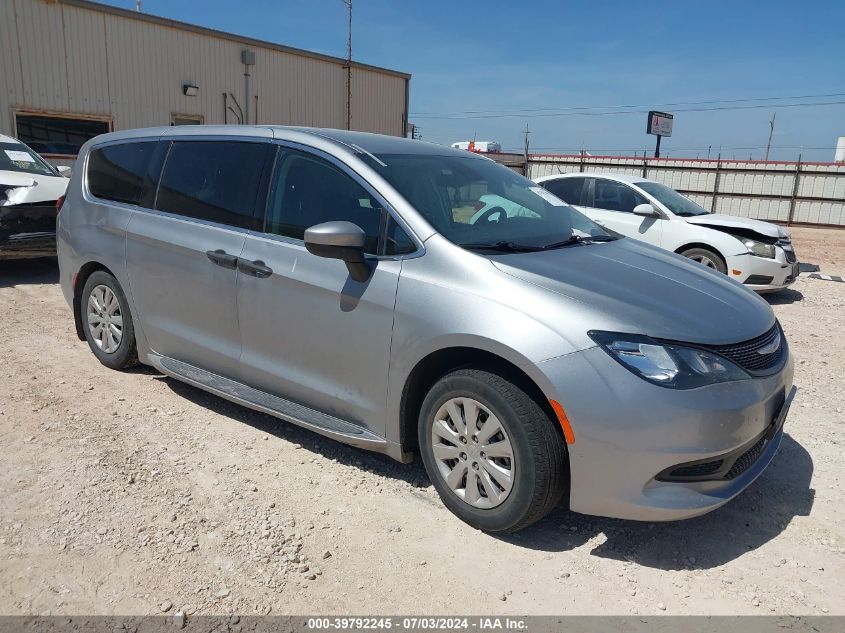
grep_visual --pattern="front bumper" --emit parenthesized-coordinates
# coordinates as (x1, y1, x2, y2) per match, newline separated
(0, 231, 57, 259)
(539, 344, 794, 521)
(727, 246, 798, 292)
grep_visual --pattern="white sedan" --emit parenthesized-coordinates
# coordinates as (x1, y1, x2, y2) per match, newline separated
(534, 172, 798, 293)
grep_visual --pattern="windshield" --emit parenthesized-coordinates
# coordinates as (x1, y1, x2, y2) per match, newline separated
(637, 181, 709, 217)
(0, 142, 57, 177)
(363, 153, 610, 250)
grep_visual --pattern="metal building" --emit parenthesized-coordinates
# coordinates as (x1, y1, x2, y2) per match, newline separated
(0, 0, 411, 162)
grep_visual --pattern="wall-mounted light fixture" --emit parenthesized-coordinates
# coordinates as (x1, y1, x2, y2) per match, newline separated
(183, 83, 199, 97)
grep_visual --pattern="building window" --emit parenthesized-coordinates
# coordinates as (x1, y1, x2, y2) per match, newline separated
(15, 113, 111, 157)
(171, 114, 204, 126)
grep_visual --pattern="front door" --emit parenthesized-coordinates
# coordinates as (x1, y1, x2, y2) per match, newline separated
(583, 178, 663, 246)
(237, 147, 403, 436)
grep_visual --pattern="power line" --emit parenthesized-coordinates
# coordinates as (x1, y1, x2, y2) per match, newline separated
(410, 91, 845, 116)
(513, 144, 840, 153)
(411, 95, 845, 120)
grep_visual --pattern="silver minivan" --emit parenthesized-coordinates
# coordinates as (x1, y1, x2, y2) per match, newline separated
(57, 126, 794, 532)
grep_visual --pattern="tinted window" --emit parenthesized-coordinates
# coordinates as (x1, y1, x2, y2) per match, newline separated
(265, 151, 384, 255)
(542, 177, 584, 205)
(592, 179, 647, 213)
(156, 141, 269, 229)
(384, 216, 416, 255)
(88, 142, 157, 205)
(16, 114, 110, 156)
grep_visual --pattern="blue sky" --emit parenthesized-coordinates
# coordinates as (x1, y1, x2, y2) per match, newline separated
(107, 0, 844, 161)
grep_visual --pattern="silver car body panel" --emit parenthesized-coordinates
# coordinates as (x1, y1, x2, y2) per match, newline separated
(57, 125, 794, 521)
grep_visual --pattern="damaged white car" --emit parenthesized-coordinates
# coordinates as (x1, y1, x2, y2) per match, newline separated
(1, 134, 69, 260)
(535, 173, 799, 293)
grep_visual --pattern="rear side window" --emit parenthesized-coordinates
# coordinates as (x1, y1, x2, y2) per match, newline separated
(156, 141, 270, 229)
(88, 142, 157, 205)
(542, 177, 584, 205)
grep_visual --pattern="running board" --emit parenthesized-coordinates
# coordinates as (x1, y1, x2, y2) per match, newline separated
(148, 353, 388, 453)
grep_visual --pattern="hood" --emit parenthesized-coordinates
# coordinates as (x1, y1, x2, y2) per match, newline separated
(492, 238, 774, 346)
(684, 213, 787, 239)
(0, 170, 68, 206)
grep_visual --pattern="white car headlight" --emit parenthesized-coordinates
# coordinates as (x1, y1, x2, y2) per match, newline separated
(743, 238, 776, 259)
(589, 331, 749, 389)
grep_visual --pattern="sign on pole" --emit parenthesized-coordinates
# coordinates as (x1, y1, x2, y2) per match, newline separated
(647, 111, 673, 137)
(646, 111, 673, 158)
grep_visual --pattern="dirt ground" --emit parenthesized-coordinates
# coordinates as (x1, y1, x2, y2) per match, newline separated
(1, 227, 843, 617)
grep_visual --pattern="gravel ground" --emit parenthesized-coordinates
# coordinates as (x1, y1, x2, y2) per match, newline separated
(0, 227, 843, 616)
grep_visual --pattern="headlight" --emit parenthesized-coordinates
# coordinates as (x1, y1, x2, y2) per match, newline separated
(589, 331, 749, 389)
(743, 239, 775, 259)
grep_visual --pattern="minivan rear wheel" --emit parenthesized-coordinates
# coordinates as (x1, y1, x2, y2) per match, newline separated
(81, 271, 138, 370)
(680, 247, 727, 274)
(418, 368, 567, 533)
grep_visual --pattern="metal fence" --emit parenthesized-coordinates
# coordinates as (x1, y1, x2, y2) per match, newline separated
(487, 153, 845, 228)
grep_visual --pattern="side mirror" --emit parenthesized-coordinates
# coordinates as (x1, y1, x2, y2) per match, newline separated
(633, 203, 658, 217)
(304, 221, 371, 282)
(56, 165, 71, 177)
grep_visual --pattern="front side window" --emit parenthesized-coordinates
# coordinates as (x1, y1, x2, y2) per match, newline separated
(88, 142, 157, 205)
(591, 179, 647, 213)
(156, 141, 270, 229)
(0, 141, 57, 177)
(358, 153, 607, 249)
(637, 181, 709, 217)
(265, 151, 386, 255)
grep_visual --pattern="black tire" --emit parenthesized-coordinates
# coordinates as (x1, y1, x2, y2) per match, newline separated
(418, 368, 568, 533)
(80, 270, 139, 370)
(680, 247, 727, 274)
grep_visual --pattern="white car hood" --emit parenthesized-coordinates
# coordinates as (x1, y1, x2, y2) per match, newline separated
(0, 170, 68, 205)
(684, 213, 787, 239)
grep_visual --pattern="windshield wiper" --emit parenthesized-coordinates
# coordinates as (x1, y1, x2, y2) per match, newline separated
(460, 241, 543, 253)
(540, 234, 619, 250)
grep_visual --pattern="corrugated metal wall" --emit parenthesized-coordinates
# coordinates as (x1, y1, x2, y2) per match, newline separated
(1, 0, 408, 142)
(529, 155, 845, 227)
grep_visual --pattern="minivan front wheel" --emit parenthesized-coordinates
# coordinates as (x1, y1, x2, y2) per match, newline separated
(418, 369, 567, 533)
(81, 271, 138, 370)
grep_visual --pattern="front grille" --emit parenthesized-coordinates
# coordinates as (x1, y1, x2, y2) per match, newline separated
(744, 274, 774, 286)
(667, 459, 724, 479)
(783, 246, 797, 264)
(724, 435, 768, 480)
(703, 323, 784, 372)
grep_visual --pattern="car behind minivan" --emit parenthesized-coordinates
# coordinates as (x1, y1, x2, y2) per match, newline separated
(58, 126, 794, 532)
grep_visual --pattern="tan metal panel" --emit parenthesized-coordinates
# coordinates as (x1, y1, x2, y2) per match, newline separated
(60, 5, 110, 115)
(0, 0, 24, 134)
(352, 68, 406, 135)
(14, 0, 71, 112)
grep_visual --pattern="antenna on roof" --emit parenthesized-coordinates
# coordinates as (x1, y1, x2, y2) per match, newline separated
(135, 0, 141, 12)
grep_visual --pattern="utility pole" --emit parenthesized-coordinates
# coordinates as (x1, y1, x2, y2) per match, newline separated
(522, 124, 530, 177)
(341, 0, 352, 130)
(764, 112, 776, 161)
